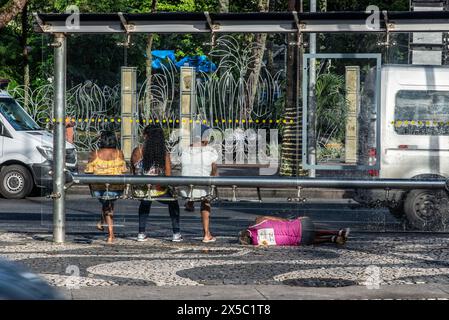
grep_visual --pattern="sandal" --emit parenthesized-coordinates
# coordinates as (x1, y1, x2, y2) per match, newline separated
(343, 228, 350, 241)
(96, 221, 105, 231)
(338, 228, 350, 241)
(202, 237, 216, 243)
(332, 235, 346, 245)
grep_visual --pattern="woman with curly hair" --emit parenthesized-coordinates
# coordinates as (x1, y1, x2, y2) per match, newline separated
(131, 125, 182, 242)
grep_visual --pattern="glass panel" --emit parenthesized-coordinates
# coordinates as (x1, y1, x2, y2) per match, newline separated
(394, 90, 449, 135)
(303, 56, 379, 171)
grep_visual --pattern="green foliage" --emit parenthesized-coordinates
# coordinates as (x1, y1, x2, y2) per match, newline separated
(315, 72, 347, 143)
(0, 0, 412, 89)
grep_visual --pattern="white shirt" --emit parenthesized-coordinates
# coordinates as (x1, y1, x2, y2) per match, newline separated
(179, 145, 218, 198)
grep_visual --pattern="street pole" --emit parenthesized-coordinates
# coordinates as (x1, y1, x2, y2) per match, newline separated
(52, 33, 66, 243)
(308, 0, 317, 177)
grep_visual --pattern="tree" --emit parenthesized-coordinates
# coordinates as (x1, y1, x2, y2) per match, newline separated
(247, 0, 270, 115)
(280, 0, 304, 176)
(0, 0, 27, 29)
(144, 0, 157, 120)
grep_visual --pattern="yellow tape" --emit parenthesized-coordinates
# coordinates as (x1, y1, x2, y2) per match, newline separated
(392, 120, 449, 127)
(44, 118, 298, 125)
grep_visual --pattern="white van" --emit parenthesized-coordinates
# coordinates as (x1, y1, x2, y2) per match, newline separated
(0, 90, 77, 199)
(355, 65, 449, 231)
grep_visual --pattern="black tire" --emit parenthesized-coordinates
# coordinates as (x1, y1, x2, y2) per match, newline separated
(0, 165, 34, 199)
(404, 189, 449, 231)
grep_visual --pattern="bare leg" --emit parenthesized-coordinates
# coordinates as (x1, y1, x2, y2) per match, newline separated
(201, 201, 214, 241)
(104, 215, 114, 243)
(96, 213, 105, 231)
(103, 201, 114, 243)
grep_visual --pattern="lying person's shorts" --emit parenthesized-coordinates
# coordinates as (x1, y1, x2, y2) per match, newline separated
(299, 216, 315, 245)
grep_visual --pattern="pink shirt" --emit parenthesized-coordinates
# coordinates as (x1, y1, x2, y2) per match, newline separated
(248, 218, 302, 246)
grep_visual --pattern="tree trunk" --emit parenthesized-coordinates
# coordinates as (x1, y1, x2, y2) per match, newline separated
(144, 0, 158, 120)
(280, 0, 305, 176)
(0, 0, 28, 29)
(266, 40, 274, 75)
(246, 0, 269, 119)
(21, 2, 29, 108)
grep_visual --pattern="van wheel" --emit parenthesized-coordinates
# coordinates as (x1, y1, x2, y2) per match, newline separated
(404, 189, 449, 231)
(0, 165, 34, 199)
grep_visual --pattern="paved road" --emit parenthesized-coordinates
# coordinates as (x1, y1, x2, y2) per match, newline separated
(1, 195, 449, 300)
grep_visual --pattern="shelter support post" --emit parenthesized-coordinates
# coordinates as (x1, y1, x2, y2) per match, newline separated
(52, 33, 66, 243)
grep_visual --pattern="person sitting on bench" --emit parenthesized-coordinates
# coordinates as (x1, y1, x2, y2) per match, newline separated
(85, 130, 127, 244)
(238, 215, 350, 246)
(131, 125, 182, 242)
(179, 124, 218, 243)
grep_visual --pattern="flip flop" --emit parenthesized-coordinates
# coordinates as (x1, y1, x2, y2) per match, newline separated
(338, 228, 350, 240)
(96, 222, 105, 231)
(332, 235, 346, 245)
(202, 237, 216, 243)
(343, 228, 350, 241)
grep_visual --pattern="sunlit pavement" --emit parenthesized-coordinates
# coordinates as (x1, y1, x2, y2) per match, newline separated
(1, 195, 449, 299)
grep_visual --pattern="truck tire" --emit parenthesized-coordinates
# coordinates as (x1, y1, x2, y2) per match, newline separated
(0, 165, 34, 199)
(403, 189, 449, 231)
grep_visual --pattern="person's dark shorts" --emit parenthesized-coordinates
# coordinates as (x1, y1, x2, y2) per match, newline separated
(299, 216, 315, 245)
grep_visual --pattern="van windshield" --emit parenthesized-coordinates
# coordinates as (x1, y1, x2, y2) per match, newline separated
(0, 98, 40, 131)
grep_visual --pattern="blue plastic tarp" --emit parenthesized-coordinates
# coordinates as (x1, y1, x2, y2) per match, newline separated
(175, 55, 217, 73)
(147, 50, 217, 72)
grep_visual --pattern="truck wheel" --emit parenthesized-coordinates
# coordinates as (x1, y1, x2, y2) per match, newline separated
(0, 165, 34, 199)
(404, 189, 449, 231)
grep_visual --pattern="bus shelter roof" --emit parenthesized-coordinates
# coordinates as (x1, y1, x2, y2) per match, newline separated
(33, 11, 449, 34)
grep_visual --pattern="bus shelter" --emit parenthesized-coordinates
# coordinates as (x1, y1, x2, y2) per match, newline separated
(33, 11, 449, 242)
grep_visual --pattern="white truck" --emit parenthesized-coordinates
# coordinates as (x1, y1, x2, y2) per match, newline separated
(0, 89, 77, 199)
(354, 65, 449, 231)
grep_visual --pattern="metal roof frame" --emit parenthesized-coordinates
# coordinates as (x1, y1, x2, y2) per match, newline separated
(33, 11, 449, 34)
